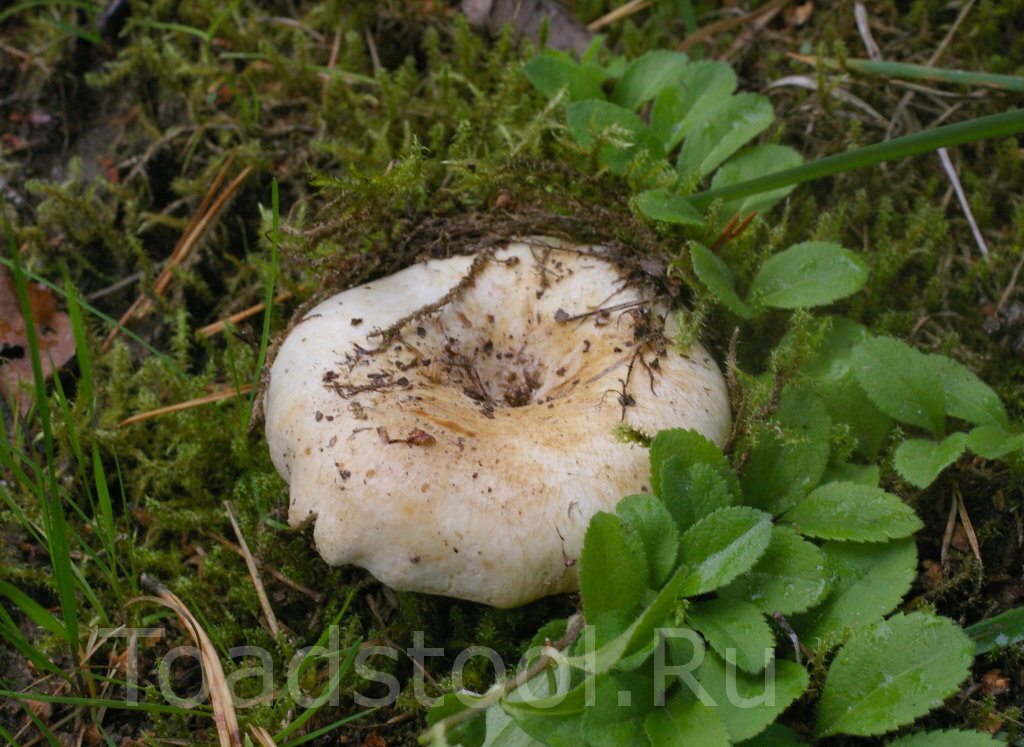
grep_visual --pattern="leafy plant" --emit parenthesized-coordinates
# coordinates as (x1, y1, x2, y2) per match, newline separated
(524, 45, 803, 219)
(422, 426, 996, 744)
(420, 37, 1024, 747)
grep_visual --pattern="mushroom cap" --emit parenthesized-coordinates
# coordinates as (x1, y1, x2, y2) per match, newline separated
(265, 238, 730, 607)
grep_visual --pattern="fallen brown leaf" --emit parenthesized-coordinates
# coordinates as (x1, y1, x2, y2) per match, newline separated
(785, 1, 814, 26)
(982, 669, 1010, 696)
(0, 266, 76, 412)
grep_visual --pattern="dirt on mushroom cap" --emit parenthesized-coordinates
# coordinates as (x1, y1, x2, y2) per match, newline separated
(265, 237, 730, 607)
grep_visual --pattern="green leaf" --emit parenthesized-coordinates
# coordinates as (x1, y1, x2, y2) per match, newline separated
(579, 511, 648, 619)
(783, 482, 922, 541)
(966, 425, 1024, 459)
(742, 387, 831, 515)
(803, 317, 891, 457)
(612, 49, 690, 110)
(850, 336, 946, 435)
(523, 50, 607, 102)
(965, 605, 1024, 655)
(887, 730, 1001, 746)
(929, 354, 1009, 429)
(580, 671, 653, 746)
(747, 241, 868, 309)
(718, 526, 830, 615)
(795, 538, 917, 649)
(689, 241, 753, 318)
(482, 705, 543, 746)
(502, 673, 588, 747)
(649, 60, 737, 149)
(677, 93, 775, 179)
(635, 189, 706, 226)
(710, 144, 804, 217)
(893, 433, 968, 488)
(821, 462, 880, 486)
(678, 506, 773, 595)
(816, 612, 973, 737)
(660, 459, 737, 533)
(697, 653, 809, 742)
(649, 428, 732, 500)
(687, 598, 774, 673)
(568, 553, 707, 675)
(740, 723, 808, 745)
(644, 693, 730, 746)
(566, 100, 665, 175)
(616, 493, 680, 587)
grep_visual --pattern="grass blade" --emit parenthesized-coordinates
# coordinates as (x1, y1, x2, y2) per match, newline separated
(5, 216, 81, 669)
(248, 178, 279, 426)
(966, 606, 1024, 655)
(795, 54, 1024, 92)
(688, 108, 1024, 209)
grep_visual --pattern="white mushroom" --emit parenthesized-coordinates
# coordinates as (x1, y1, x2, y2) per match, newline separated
(265, 237, 730, 607)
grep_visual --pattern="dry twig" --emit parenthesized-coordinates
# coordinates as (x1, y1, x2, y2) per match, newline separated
(225, 500, 280, 637)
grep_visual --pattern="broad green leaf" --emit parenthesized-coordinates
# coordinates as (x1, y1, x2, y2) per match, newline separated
(482, 705, 543, 746)
(579, 512, 647, 619)
(718, 526, 830, 615)
(887, 730, 1001, 746)
(803, 317, 891, 457)
(566, 554, 708, 675)
(821, 462, 880, 486)
(635, 188, 706, 226)
(795, 538, 917, 648)
(697, 652, 809, 742)
(690, 241, 753, 318)
(566, 100, 665, 175)
(893, 433, 968, 488)
(710, 144, 804, 217)
(649, 428, 732, 499)
(687, 598, 774, 674)
(677, 93, 775, 179)
(747, 241, 868, 309)
(644, 693, 730, 746)
(965, 605, 1024, 655)
(816, 613, 973, 737)
(660, 459, 736, 533)
(678, 506, 773, 595)
(741, 723, 808, 744)
(616, 493, 679, 587)
(649, 60, 738, 150)
(742, 387, 831, 515)
(612, 50, 690, 110)
(966, 425, 1024, 459)
(581, 671, 653, 746)
(850, 336, 946, 436)
(502, 672, 588, 747)
(523, 50, 607, 102)
(803, 316, 872, 379)
(929, 353, 1009, 429)
(783, 482, 922, 541)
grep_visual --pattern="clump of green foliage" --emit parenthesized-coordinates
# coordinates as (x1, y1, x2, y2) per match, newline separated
(422, 39, 1024, 747)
